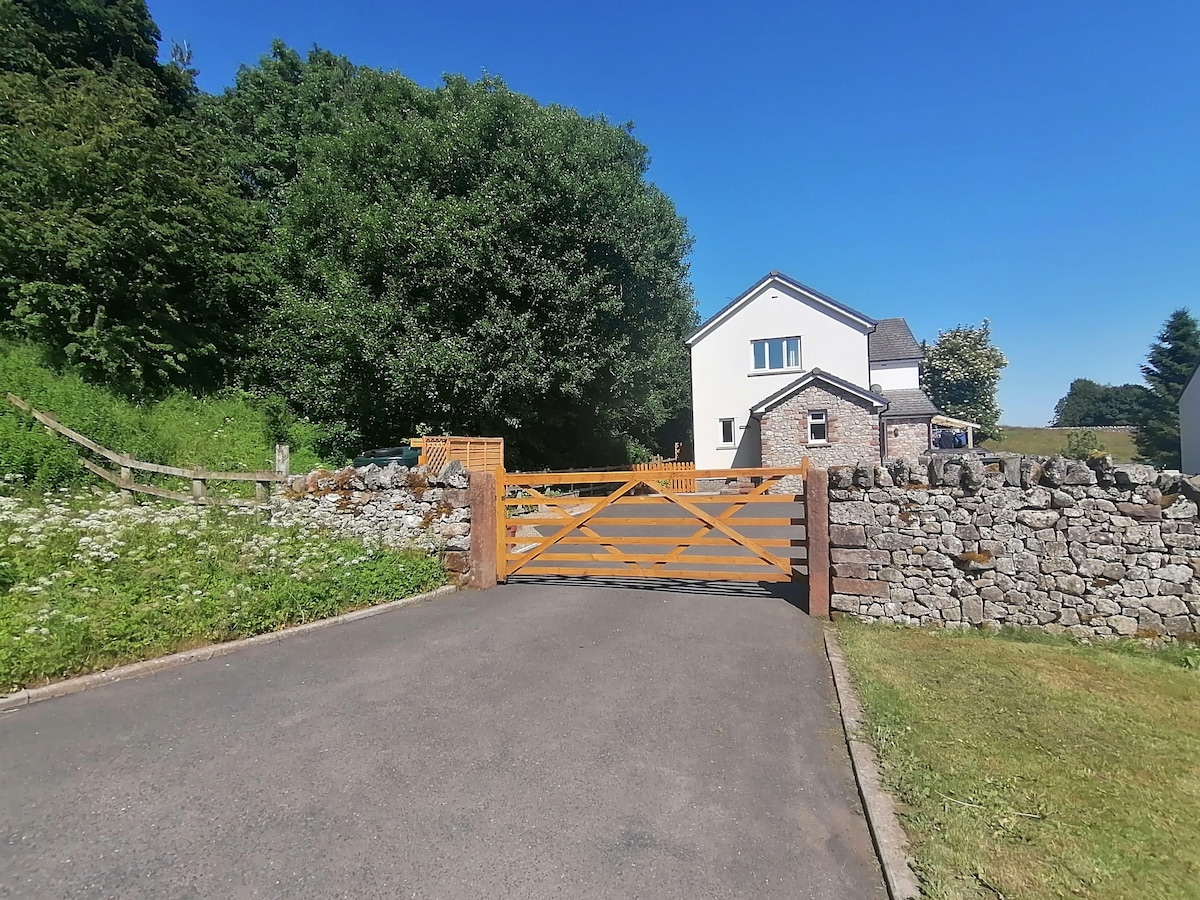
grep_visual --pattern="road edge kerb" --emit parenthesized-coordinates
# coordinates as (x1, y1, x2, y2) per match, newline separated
(823, 627, 922, 900)
(0, 585, 458, 713)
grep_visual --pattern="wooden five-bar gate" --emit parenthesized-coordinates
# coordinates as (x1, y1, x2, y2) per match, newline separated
(496, 464, 813, 584)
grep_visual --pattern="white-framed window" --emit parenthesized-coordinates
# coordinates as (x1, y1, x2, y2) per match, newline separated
(752, 337, 801, 371)
(719, 418, 736, 446)
(808, 410, 828, 444)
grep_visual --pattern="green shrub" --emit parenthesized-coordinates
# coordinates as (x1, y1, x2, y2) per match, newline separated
(1064, 428, 1106, 460)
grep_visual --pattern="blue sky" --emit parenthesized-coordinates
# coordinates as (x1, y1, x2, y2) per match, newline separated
(150, 0, 1200, 425)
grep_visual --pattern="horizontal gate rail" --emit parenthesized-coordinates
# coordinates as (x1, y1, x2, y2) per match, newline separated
(498, 464, 809, 583)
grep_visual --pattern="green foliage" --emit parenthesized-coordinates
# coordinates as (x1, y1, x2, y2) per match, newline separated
(0, 492, 445, 690)
(1063, 428, 1106, 460)
(1052, 378, 1149, 427)
(0, 0, 271, 394)
(209, 48, 697, 467)
(1135, 309, 1200, 469)
(5, 9, 697, 466)
(922, 321, 1008, 442)
(0, 342, 327, 487)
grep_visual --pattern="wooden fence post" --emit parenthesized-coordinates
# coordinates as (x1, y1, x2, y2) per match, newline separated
(274, 443, 290, 479)
(119, 454, 134, 502)
(467, 468, 498, 589)
(191, 468, 207, 504)
(805, 467, 830, 619)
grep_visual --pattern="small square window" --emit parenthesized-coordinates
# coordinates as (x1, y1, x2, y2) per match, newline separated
(720, 418, 735, 445)
(808, 410, 827, 443)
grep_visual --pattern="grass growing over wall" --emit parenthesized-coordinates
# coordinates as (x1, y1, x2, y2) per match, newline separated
(0, 492, 446, 692)
(0, 342, 330, 489)
(982, 426, 1138, 463)
(836, 622, 1200, 900)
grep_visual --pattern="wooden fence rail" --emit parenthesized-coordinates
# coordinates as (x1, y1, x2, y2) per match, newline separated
(6, 393, 290, 505)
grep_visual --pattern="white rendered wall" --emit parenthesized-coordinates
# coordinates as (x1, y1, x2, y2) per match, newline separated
(868, 360, 921, 391)
(1181, 378, 1200, 474)
(690, 279, 872, 469)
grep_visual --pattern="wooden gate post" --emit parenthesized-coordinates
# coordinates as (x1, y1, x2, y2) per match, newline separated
(805, 467, 831, 618)
(467, 468, 498, 589)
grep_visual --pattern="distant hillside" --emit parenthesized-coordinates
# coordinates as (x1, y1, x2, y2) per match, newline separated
(981, 427, 1138, 463)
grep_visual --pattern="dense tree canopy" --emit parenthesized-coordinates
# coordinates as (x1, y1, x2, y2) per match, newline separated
(1, 8, 698, 466)
(922, 321, 1007, 441)
(207, 47, 696, 465)
(1135, 309, 1200, 468)
(0, 0, 268, 393)
(1051, 379, 1149, 427)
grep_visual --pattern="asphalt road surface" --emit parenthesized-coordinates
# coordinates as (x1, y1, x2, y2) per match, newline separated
(0, 582, 885, 899)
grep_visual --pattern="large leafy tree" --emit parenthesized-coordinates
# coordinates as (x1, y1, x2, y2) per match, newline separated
(1051, 379, 1149, 427)
(922, 321, 1007, 441)
(210, 48, 697, 466)
(0, 0, 269, 394)
(1134, 309, 1200, 468)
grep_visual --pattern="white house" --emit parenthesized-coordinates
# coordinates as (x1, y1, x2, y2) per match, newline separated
(687, 271, 940, 469)
(1180, 365, 1200, 473)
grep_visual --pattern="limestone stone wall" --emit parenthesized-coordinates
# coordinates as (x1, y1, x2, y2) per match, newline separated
(760, 382, 880, 470)
(271, 461, 473, 579)
(828, 453, 1200, 640)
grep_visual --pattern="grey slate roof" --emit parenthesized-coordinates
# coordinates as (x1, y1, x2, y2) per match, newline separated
(868, 318, 924, 362)
(880, 388, 940, 418)
(689, 271, 877, 344)
(750, 369, 889, 415)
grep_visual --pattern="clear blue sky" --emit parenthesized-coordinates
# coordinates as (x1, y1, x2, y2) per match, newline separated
(150, 0, 1200, 426)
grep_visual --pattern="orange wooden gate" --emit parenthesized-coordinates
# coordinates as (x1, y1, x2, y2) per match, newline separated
(498, 464, 810, 582)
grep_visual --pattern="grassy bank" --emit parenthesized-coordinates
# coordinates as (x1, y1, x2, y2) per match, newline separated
(0, 492, 445, 692)
(0, 342, 330, 489)
(836, 623, 1200, 900)
(982, 426, 1138, 463)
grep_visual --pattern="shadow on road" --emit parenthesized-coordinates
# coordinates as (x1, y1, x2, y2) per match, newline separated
(505, 575, 812, 613)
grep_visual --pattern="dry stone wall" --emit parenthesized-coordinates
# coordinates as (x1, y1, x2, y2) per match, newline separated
(828, 453, 1200, 640)
(271, 461, 473, 579)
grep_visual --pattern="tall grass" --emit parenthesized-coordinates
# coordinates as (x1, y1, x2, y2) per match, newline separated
(0, 343, 330, 487)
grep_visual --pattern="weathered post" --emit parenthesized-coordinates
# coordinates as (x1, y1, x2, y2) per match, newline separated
(191, 469, 207, 504)
(119, 453, 134, 502)
(467, 468, 498, 589)
(805, 467, 831, 618)
(274, 443, 290, 479)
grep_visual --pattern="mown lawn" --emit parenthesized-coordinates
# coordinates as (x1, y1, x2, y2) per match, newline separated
(981, 426, 1138, 463)
(0, 492, 445, 692)
(836, 623, 1200, 900)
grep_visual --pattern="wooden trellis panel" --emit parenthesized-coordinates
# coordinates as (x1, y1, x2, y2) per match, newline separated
(417, 436, 504, 472)
(632, 460, 696, 492)
(498, 464, 810, 583)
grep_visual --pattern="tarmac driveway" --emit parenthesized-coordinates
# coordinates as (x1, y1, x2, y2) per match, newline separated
(0, 582, 885, 899)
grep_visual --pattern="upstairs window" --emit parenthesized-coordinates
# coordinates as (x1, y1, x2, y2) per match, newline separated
(752, 337, 801, 371)
(808, 410, 828, 443)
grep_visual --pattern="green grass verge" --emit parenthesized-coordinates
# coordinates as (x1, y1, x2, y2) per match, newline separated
(0, 492, 446, 691)
(0, 341, 330, 489)
(982, 426, 1138, 463)
(836, 623, 1200, 900)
